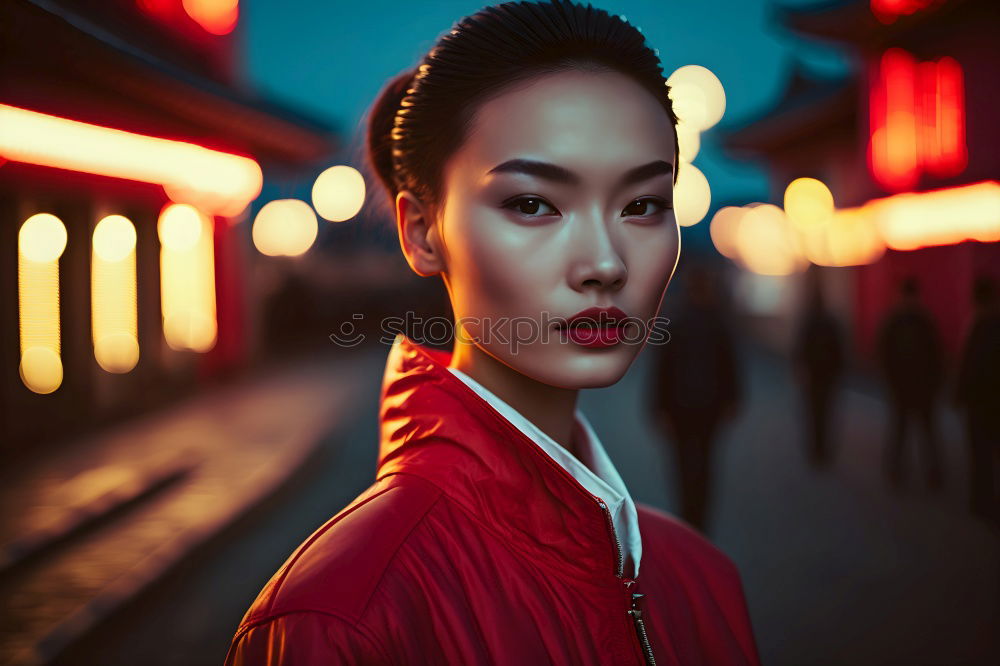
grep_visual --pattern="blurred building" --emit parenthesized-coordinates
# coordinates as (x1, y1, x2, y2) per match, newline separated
(0, 0, 339, 449)
(721, 0, 999, 362)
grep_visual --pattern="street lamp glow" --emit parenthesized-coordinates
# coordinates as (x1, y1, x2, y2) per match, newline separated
(674, 162, 711, 227)
(784, 178, 835, 230)
(252, 199, 318, 256)
(667, 65, 726, 131)
(312, 165, 366, 222)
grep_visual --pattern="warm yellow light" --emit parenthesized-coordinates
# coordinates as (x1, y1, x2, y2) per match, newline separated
(709, 206, 745, 259)
(93, 214, 137, 262)
(667, 65, 726, 131)
(736, 204, 804, 275)
(19, 213, 67, 263)
(158, 203, 203, 251)
(92, 215, 139, 373)
(312, 165, 366, 222)
(19, 347, 62, 395)
(158, 204, 217, 352)
(871, 180, 1000, 250)
(798, 208, 885, 267)
(252, 199, 318, 256)
(674, 162, 711, 227)
(676, 118, 701, 163)
(182, 0, 239, 35)
(18, 213, 65, 394)
(0, 104, 262, 216)
(784, 177, 835, 230)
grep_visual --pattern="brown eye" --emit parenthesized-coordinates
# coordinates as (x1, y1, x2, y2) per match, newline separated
(622, 197, 671, 217)
(503, 196, 559, 217)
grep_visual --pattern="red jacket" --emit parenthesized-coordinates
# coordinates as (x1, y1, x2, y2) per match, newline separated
(225, 335, 760, 665)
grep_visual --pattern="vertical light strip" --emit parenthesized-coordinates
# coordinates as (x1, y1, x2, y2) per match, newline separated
(92, 215, 139, 373)
(18, 213, 67, 394)
(158, 203, 217, 352)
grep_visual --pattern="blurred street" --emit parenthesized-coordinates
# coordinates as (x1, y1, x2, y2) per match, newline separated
(42, 338, 1000, 666)
(2, 1, 998, 665)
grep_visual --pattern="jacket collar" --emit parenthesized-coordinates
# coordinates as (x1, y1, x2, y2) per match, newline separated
(376, 334, 621, 584)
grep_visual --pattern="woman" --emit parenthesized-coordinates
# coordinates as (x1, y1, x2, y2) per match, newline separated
(226, 1, 759, 664)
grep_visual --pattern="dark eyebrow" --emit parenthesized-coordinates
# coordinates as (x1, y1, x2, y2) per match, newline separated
(486, 158, 673, 188)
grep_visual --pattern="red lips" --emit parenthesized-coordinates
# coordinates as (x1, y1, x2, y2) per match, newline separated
(558, 306, 630, 348)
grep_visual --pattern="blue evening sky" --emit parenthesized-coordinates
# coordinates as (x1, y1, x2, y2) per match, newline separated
(238, 0, 851, 210)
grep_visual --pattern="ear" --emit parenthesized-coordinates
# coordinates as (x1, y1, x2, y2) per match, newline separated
(396, 190, 445, 277)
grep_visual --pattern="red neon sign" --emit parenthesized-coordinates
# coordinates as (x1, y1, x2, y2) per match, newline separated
(868, 49, 966, 192)
(870, 0, 943, 24)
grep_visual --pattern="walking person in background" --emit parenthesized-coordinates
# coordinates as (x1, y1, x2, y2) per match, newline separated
(792, 266, 845, 468)
(649, 264, 742, 533)
(876, 276, 946, 492)
(954, 275, 1000, 525)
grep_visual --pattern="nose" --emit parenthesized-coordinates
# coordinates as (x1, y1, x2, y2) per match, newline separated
(567, 214, 627, 293)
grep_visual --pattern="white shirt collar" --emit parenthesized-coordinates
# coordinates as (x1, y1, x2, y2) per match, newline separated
(447, 366, 642, 579)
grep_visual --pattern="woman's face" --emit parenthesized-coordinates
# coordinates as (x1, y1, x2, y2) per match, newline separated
(413, 69, 679, 389)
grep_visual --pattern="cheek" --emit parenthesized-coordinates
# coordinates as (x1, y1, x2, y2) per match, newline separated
(628, 228, 679, 293)
(442, 208, 557, 315)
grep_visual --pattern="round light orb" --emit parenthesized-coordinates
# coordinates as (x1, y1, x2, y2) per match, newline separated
(674, 162, 712, 227)
(158, 203, 204, 251)
(93, 215, 137, 262)
(19, 346, 63, 394)
(312, 165, 366, 222)
(252, 199, 318, 257)
(667, 65, 726, 131)
(19, 213, 67, 263)
(784, 177, 835, 230)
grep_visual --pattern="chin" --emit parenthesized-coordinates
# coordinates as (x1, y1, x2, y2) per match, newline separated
(513, 342, 639, 389)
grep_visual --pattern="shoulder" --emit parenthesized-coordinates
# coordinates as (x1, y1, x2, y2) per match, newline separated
(235, 473, 443, 636)
(636, 501, 743, 587)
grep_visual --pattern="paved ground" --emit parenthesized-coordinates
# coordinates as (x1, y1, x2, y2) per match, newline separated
(42, 339, 1000, 665)
(0, 348, 372, 666)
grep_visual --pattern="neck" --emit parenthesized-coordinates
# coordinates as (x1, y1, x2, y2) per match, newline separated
(449, 338, 580, 458)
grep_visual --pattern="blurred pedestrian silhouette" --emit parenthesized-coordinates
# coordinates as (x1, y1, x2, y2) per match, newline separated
(954, 275, 1000, 525)
(876, 276, 945, 491)
(649, 265, 742, 532)
(792, 266, 845, 468)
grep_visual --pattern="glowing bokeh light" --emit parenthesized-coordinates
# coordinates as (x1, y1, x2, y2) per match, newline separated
(798, 208, 885, 267)
(872, 180, 1000, 250)
(182, 0, 239, 35)
(674, 162, 711, 227)
(158, 203, 203, 251)
(675, 119, 701, 163)
(667, 65, 726, 131)
(784, 178, 835, 230)
(312, 165, 366, 222)
(252, 199, 319, 257)
(19, 347, 62, 396)
(18, 213, 66, 394)
(735, 204, 804, 276)
(871, 0, 942, 24)
(93, 214, 137, 262)
(0, 104, 262, 217)
(709, 206, 745, 260)
(869, 49, 966, 192)
(18, 213, 67, 263)
(158, 204, 217, 352)
(92, 215, 139, 373)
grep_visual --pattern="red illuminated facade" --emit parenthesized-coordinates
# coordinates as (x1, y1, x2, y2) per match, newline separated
(723, 0, 999, 363)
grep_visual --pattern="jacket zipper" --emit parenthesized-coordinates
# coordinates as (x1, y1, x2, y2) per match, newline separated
(596, 498, 656, 666)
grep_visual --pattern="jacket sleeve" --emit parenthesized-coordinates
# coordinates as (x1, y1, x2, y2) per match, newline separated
(224, 611, 391, 665)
